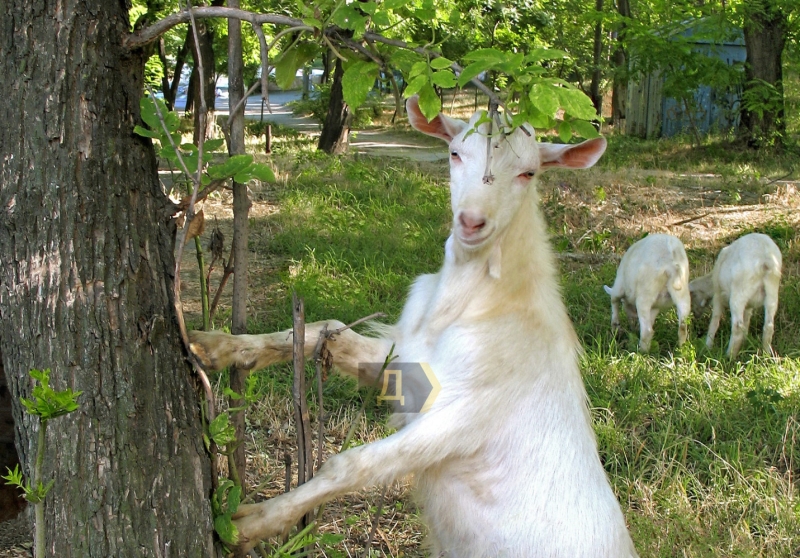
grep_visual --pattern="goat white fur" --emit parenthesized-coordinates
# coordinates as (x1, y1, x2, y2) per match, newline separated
(189, 97, 638, 556)
(603, 234, 691, 352)
(689, 233, 782, 358)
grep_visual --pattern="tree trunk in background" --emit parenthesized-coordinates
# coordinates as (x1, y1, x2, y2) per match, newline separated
(192, 20, 218, 144)
(590, 0, 604, 117)
(0, 2, 216, 556)
(740, 0, 787, 146)
(160, 30, 191, 111)
(318, 57, 351, 155)
(611, 0, 631, 129)
(227, 0, 250, 498)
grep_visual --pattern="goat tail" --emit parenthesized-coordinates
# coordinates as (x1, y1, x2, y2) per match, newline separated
(669, 262, 685, 291)
(603, 284, 615, 297)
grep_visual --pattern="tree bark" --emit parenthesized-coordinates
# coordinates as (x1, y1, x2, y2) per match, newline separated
(227, 0, 250, 497)
(590, 0, 605, 117)
(740, 0, 787, 146)
(611, 0, 631, 129)
(318, 57, 351, 155)
(192, 20, 218, 144)
(0, 2, 215, 556)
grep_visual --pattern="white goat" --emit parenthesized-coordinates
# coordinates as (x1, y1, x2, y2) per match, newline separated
(603, 234, 691, 352)
(189, 97, 638, 557)
(689, 233, 782, 358)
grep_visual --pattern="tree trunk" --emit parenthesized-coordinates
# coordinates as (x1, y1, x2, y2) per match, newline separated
(590, 0, 604, 117)
(740, 0, 787, 146)
(0, 2, 216, 556)
(192, 20, 218, 144)
(318, 57, 351, 155)
(227, 0, 250, 497)
(611, 0, 631, 129)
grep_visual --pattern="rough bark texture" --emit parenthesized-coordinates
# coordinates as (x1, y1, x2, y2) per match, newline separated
(0, 2, 216, 556)
(741, 0, 787, 145)
(318, 57, 351, 155)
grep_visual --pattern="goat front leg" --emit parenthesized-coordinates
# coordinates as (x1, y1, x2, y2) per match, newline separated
(188, 321, 394, 381)
(231, 401, 472, 552)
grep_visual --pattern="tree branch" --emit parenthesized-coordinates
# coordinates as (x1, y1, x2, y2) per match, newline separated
(125, 6, 305, 49)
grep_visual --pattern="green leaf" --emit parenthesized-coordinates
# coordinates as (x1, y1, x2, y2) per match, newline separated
(214, 515, 239, 546)
(409, 61, 428, 79)
(274, 43, 317, 90)
(208, 154, 254, 180)
(359, 1, 377, 15)
(372, 10, 391, 26)
(139, 96, 160, 130)
(417, 83, 441, 121)
(525, 48, 569, 64)
(430, 70, 457, 89)
(496, 52, 524, 75)
(249, 163, 276, 182)
(529, 83, 560, 118)
(557, 87, 598, 121)
(302, 17, 322, 27)
(558, 120, 572, 142)
(133, 125, 159, 139)
(462, 48, 506, 64)
(331, 5, 368, 35)
(430, 57, 453, 70)
(223, 387, 243, 400)
(204, 138, 225, 152)
(208, 413, 236, 447)
(403, 74, 428, 98)
(383, 0, 410, 9)
(342, 60, 379, 110)
(570, 119, 600, 139)
(233, 172, 253, 184)
(457, 61, 492, 88)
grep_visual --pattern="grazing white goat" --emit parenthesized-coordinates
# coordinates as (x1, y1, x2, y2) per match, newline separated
(603, 234, 691, 352)
(689, 233, 782, 358)
(189, 97, 638, 557)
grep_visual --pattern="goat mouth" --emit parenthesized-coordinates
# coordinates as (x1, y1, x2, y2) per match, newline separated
(456, 228, 493, 247)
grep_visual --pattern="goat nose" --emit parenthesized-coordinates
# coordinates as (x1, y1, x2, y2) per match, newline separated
(458, 211, 486, 234)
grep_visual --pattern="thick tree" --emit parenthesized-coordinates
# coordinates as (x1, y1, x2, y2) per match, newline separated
(739, 0, 789, 145)
(0, 2, 216, 556)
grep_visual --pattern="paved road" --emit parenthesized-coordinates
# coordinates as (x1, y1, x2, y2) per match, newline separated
(181, 89, 449, 161)
(178, 90, 319, 131)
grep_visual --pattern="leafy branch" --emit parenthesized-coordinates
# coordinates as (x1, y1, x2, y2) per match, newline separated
(127, 3, 602, 140)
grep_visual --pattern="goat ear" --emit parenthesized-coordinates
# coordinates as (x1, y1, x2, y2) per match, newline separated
(539, 137, 607, 169)
(406, 95, 468, 142)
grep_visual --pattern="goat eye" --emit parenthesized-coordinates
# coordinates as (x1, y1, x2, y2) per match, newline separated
(519, 171, 536, 179)
(450, 151, 460, 160)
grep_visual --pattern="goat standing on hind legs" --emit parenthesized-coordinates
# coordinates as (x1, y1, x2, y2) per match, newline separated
(189, 96, 638, 557)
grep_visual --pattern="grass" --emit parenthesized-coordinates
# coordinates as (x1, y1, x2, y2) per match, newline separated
(184, 122, 800, 557)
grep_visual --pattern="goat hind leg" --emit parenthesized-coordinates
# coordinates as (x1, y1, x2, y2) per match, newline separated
(762, 277, 780, 354)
